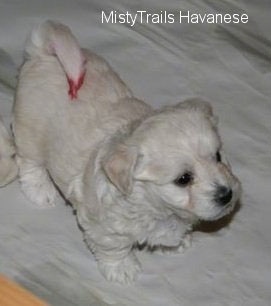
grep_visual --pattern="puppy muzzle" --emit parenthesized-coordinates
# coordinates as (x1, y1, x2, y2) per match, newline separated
(214, 185, 233, 206)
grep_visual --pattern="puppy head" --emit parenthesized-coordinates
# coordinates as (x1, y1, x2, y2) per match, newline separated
(103, 99, 240, 221)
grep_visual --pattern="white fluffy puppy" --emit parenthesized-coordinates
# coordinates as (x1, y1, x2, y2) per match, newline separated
(13, 21, 240, 283)
(0, 117, 17, 186)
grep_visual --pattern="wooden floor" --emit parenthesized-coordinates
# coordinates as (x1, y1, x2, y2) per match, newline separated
(0, 276, 48, 306)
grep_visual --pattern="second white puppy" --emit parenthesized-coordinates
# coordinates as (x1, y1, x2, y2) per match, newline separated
(13, 21, 240, 283)
(0, 117, 17, 186)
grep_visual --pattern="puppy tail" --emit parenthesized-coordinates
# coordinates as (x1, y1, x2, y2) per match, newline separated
(26, 20, 86, 99)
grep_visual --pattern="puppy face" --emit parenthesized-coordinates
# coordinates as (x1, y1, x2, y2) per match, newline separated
(104, 99, 240, 221)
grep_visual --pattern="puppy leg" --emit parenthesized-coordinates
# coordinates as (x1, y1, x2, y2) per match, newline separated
(148, 216, 193, 254)
(97, 250, 141, 284)
(151, 233, 192, 255)
(17, 157, 58, 208)
(148, 215, 188, 247)
(84, 231, 141, 283)
(176, 231, 192, 252)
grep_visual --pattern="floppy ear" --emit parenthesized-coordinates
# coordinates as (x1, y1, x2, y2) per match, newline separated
(176, 98, 218, 125)
(103, 144, 138, 195)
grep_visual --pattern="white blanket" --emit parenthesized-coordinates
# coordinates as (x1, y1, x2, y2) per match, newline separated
(0, 1, 270, 305)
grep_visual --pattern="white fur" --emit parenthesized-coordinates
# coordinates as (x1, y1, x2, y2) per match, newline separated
(0, 117, 17, 187)
(16, 157, 58, 208)
(26, 20, 85, 85)
(13, 21, 241, 283)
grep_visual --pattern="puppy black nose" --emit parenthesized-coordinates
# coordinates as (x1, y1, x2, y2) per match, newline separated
(215, 186, 232, 206)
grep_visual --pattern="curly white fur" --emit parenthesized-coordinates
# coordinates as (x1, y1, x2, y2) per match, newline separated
(0, 117, 17, 187)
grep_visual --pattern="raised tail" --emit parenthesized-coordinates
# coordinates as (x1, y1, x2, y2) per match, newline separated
(26, 20, 86, 99)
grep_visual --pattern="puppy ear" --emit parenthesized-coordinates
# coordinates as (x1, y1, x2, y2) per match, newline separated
(103, 144, 138, 195)
(176, 98, 218, 125)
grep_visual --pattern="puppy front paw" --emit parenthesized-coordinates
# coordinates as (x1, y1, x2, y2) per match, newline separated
(154, 232, 192, 255)
(176, 232, 192, 253)
(148, 215, 187, 247)
(98, 253, 141, 284)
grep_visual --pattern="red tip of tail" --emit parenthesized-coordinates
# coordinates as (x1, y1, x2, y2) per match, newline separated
(67, 71, 86, 100)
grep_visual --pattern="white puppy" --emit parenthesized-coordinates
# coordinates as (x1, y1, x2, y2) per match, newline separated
(13, 21, 240, 283)
(0, 117, 17, 186)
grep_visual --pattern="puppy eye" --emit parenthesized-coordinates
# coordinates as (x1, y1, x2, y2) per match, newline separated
(216, 151, 222, 163)
(174, 172, 193, 187)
